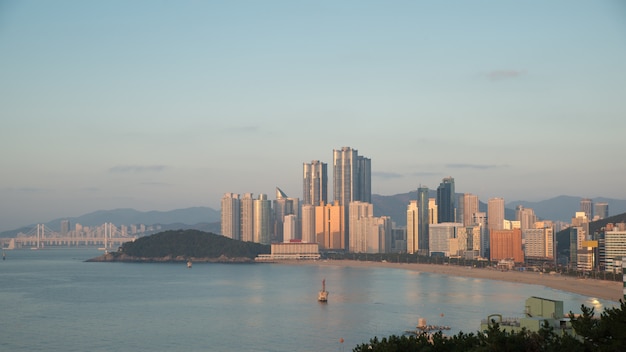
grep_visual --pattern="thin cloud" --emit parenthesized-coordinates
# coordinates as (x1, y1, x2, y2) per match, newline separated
(446, 163, 506, 170)
(372, 171, 403, 180)
(410, 171, 441, 177)
(485, 69, 526, 81)
(109, 165, 168, 173)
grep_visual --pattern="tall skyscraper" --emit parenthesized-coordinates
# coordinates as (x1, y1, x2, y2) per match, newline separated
(436, 177, 455, 223)
(60, 219, 70, 237)
(348, 201, 374, 253)
(580, 198, 593, 220)
(516, 205, 536, 231)
(428, 198, 438, 224)
(417, 186, 430, 256)
(594, 202, 609, 220)
(487, 197, 505, 231)
(253, 194, 271, 245)
(463, 193, 479, 226)
(473, 212, 488, 257)
(406, 200, 419, 254)
(333, 147, 371, 205)
(333, 146, 371, 246)
(240, 193, 254, 242)
(273, 187, 299, 242)
(221, 193, 241, 240)
(303, 160, 328, 206)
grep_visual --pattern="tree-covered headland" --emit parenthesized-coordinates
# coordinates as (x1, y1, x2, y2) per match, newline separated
(89, 229, 270, 262)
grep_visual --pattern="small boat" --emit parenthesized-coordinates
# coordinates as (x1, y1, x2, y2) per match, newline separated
(187, 260, 192, 268)
(318, 279, 328, 302)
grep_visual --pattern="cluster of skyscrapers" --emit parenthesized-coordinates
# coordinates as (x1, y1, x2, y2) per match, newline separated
(220, 146, 622, 270)
(222, 147, 385, 251)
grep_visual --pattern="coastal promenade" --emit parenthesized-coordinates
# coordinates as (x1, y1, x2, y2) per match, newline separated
(281, 259, 623, 302)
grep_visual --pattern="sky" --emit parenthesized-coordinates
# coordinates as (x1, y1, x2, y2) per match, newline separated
(1, 0, 626, 231)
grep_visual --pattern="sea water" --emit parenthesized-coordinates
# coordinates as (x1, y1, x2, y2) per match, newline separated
(0, 249, 616, 352)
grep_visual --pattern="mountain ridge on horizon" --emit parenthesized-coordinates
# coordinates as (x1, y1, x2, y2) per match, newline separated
(3, 194, 626, 236)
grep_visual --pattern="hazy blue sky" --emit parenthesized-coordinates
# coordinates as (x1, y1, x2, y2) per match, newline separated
(1, 1, 625, 231)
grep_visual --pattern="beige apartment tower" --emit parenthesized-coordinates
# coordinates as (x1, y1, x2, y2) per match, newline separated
(488, 197, 505, 231)
(315, 201, 345, 250)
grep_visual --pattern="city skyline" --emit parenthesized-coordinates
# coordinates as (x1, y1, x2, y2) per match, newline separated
(2, 1, 626, 231)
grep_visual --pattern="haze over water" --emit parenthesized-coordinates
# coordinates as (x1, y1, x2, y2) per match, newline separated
(1, 249, 615, 352)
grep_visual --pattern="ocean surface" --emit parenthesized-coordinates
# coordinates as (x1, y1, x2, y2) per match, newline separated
(0, 248, 616, 352)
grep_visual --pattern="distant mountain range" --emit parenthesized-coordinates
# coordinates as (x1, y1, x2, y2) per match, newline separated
(2, 193, 626, 237)
(0, 207, 220, 238)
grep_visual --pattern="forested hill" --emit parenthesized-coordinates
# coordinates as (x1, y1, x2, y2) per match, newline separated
(90, 230, 270, 262)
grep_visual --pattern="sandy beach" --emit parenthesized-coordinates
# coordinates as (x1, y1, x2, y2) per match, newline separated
(280, 259, 623, 302)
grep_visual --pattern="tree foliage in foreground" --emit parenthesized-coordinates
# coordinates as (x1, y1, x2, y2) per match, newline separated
(353, 300, 626, 352)
(119, 230, 270, 259)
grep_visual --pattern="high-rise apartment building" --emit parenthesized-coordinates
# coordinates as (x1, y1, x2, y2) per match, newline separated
(594, 202, 609, 220)
(429, 223, 464, 256)
(417, 187, 430, 256)
(473, 212, 488, 257)
(580, 198, 593, 221)
(303, 160, 328, 206)
(428, 198, 438, 224)
(488, 197, 505, 231)
(60, 219, 70, 237)
(240, 193, 254, 242)
(221, 193, 241, 240)
(315, 201, 345, 250)
(463, 193, 479, 226)
(490, 228, 524, 262)
(436, 177, 455, 223)
(273, 187, 299, 242)
(600, 229, 626, 272)
(407, 200, 419, 254)
(523, 227, 554, 259)
(283, 214, 297, 242)
(253, 194, 271, 245)
(348, 201, 374, 252)
(516, 206, 536, 231)
(333, 147, 371, 246)
(301, 204, 316, 243)
(333, 147, 371, 205)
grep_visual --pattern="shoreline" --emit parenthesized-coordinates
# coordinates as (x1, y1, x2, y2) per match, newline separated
(279, 259, 623, 302)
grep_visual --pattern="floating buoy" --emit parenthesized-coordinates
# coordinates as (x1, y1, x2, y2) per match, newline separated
(440, 313, 444, 317)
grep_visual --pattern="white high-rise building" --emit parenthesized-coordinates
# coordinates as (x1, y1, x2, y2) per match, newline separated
(240, 193, 254, 242)
(254, 194, 272, 245)
(283, 214, 297, 242)
(349, 201, 374, 253)
(221, 193, 240, 240)
(407, 200, 419, 254)
(303, 160, 328, 206)
(473, 212, 488, 257)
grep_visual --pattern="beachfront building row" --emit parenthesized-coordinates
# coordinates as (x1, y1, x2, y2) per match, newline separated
(573, 222, 626, 273)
